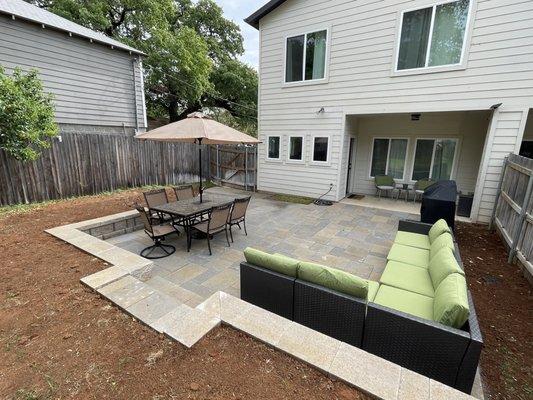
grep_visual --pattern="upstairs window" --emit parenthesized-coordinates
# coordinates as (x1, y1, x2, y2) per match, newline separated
(396, 0, 470, 71)
(286, 30, 327, 83)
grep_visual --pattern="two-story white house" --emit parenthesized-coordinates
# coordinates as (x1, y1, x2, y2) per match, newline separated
(246, 0, 533, 223)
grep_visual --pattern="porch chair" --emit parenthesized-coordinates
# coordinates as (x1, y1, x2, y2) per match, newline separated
(143, 188, 171, 223)
(374, 175, 396, 198)
(188, 202, 233, 255)
(173, 185, 195, 201)
(135, 205, 177, 259)
(413, 178, 436, 202)
(228, 196, 252, 242)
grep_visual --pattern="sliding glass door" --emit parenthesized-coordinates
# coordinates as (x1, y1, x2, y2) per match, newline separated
(412, 138, 458, 181)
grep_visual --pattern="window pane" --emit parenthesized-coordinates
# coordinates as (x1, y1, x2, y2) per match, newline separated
(412, 139, 435, 180)
(313, 137, 328, 161)
(305, 30, 327, 80)
(289, 137, 303, 160)
(286, 35, 304, 82)
(388, 139, 408, 179)
(398, 7, 432, 70)
(432, 139, 456, 180)
(428, 0, 469, 67)
(371, 139, 389, 177)
(268, 137, 280, 158)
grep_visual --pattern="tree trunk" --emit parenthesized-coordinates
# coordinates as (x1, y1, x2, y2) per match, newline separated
(168, 99, 180, 122)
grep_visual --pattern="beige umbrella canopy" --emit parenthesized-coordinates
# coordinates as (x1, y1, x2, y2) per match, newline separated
(136, 112, 260, 202)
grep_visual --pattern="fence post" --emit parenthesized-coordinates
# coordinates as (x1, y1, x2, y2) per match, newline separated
(489, 156, 508, 231)
(508, 173, 533, 263)
(216, 145, 220, 181)
(244, 145, 248, 191)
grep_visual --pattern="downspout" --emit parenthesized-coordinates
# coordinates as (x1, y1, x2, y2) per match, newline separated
(132, 58, 140, 134)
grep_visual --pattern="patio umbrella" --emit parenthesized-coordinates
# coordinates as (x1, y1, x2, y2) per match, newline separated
(136, 112, 260, 203)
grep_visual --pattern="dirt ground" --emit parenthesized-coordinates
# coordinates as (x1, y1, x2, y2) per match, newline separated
(455, 223, 533, 400)
(0, 189, 368, 400)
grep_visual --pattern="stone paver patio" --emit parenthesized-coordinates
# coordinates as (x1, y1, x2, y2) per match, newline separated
(107, 186, 416, 307)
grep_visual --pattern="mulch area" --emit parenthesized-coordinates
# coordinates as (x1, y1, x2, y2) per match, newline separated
(456, 222, 533, 400)
(0, 189, 367, 400)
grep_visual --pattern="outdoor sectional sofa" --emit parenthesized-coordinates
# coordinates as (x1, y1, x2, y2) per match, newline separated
(240, 219, 483, 394)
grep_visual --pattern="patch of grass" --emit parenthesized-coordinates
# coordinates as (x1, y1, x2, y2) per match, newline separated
(13, 389, 40, 400)
(272, 193, 315, 205)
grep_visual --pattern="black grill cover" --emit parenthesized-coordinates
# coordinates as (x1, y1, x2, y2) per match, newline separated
(420, 180, 457, 230)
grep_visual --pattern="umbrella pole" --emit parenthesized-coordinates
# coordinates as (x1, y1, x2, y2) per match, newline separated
(198, 138, 203, 203)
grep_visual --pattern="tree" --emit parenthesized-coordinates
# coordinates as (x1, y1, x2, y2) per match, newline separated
(0, 66, 58, 161)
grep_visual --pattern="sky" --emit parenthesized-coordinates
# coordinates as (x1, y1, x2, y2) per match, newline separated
(215, 0, 266, 69)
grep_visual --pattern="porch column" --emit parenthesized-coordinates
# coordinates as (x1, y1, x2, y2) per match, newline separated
(471, 107, 530, 223)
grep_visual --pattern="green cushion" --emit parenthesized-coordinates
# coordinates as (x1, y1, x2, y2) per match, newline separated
(367, 280, 380, 302)
(434, 273, 469, 328)
(379, 261, 434, 297)
(244, 247, 299, 277)
(428, 247, 464, 288)
(428, 219, 451, 243)
(387, 243, 429, 268)
(429, 232, 455, 260)
(298, 262, 368, 299)
(374, 285, 434, 321)
(394, 231, 430, 250)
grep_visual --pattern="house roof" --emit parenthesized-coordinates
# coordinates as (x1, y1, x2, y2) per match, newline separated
(0, 0, 144, 55)
(245, 0, 288, 29)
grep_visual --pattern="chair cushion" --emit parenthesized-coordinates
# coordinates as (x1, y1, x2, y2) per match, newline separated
(428, 247, 464, 288)
(394, 231, 430, 250)
(374, 285, 434, 321)
(429, 232, 455, 260)
(434, 273, 469, 329)
(297, 262, 368, 299)
(377, 185, 395, 190)
(375, 175, 394, 186)
(244, 247, 299, 277)
(379, 261, 434, 297)
(387, 244, 429, 268)
(367, 280, 380, 302)
(428, 219, 451, 243)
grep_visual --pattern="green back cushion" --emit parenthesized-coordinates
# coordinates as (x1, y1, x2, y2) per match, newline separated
(428, 247, 464, 288)
(244, 247, 299, 277)
(429, 232, 455, 260)
(428, 219, 451, 243)
(375, 175, 394, 186)
(434, 273, 469, 328)
(298, 262, 369, 299)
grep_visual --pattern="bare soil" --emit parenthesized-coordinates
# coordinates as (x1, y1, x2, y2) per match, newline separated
(0, 189, 367, 400)
(456, 222, 533, 400)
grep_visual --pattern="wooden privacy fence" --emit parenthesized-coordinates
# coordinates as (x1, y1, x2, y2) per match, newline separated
(491, 153, 533, 276)
(209, 145, 257, 191)
(0, 132, 208, 206)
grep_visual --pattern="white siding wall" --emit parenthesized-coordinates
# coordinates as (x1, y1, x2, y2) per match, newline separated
(0, 14, 146, 132)
(256, 0, 533, 218)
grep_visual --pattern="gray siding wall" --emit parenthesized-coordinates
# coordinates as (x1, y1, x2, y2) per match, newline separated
(0, 13, 146, 133)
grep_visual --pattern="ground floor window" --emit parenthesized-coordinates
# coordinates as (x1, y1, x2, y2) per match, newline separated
(412, 138, 458, 181)
(267, 136, 280, 159)
(519, 140, 533, 159)
(288, 136, 304, 161)
(312, 136, 329, 162)
(370, 138, 408, 179)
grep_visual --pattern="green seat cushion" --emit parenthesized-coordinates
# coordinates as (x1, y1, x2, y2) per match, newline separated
(434, 273, 469, 329)
(367, 280, 380, 302)
(244, 247, 299, 277)
(429, 232, 455, 260)
(379, 261, 434, 297)
(374, 285, 434, 321)
(394, 231, 430, 250)
(387, 244, 429, 268)
(298, 262, 368, 299)
(429, 219, 452, 243)
(428, 247, 464, 288)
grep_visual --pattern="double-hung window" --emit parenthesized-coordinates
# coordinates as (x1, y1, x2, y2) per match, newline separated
(370, 138, 408, 179)
(286, 29, 327, 83)
(396, 0, 471, 71)
(412, 138, 458, 181)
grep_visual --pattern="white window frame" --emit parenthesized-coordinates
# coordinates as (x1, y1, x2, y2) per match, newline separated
(283, 27, 330, 86)
(392, 0, 475, 76)
(368, 137, 410, 181)
(310, 135, 331, 165)
(266, 135, 282, 161)
(287, 135, 305, 163)
(409, 137, 460, 182)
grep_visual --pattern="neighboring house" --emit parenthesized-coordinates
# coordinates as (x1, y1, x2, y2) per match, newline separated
(0, 0, 146, 135)
(246, 0, 533, 223)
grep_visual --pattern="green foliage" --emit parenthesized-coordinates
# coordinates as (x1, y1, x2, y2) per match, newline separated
(0, 66, 58, 161)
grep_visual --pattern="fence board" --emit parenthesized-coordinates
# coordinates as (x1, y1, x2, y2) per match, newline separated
(209, 145, 257, 190)
(0, 132, 208, 206)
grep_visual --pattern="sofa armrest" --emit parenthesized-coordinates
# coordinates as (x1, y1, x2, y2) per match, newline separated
(240, 262, 296, 320)
(398, 219, 433, 235)
(294, 279, 366, 348)
(363, 301, 471, 389)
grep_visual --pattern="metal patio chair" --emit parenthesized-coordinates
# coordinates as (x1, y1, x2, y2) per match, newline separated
(188, 202, 232, 255)
(143, 188, 171, 223)
(173, 185, 195, 201)
(374, 175, 396, 198)
(228, 196, 251, 242)
(135, 205, 178, 259)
